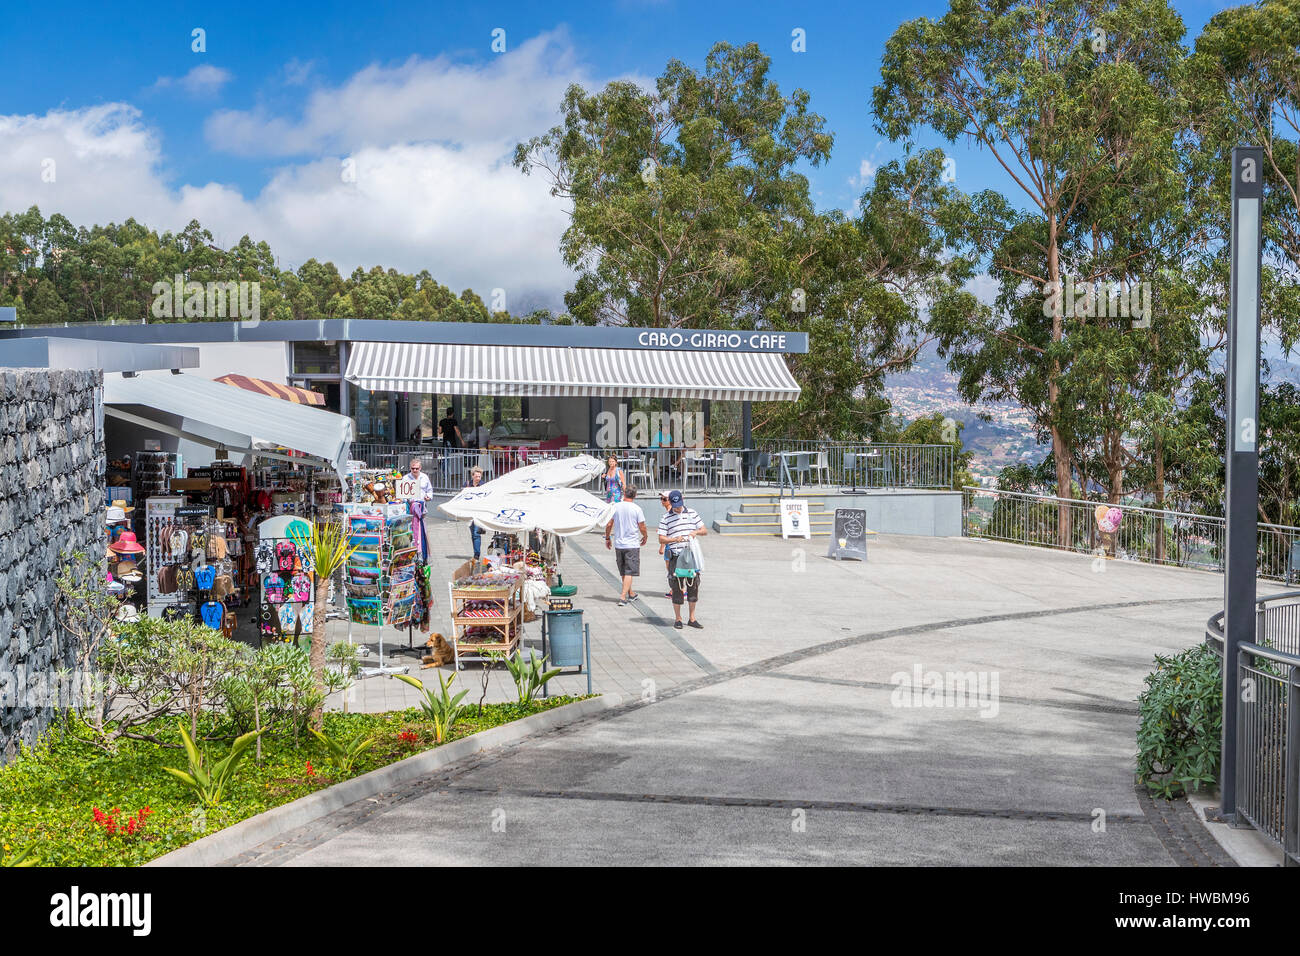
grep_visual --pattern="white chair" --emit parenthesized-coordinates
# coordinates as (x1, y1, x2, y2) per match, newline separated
(812, 451, 832, 486)
(626, 453, 654, 491)
(683, 451, 710, 489)
(717, 452, 743, 490)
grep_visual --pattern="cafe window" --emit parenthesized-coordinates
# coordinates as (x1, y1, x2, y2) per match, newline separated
(292, 342, 340, 375)
(348, 383, 392, 443)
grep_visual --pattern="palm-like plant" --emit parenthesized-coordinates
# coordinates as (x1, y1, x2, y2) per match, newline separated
(395, 672, 469, 743)
(290, 520, 357, 729)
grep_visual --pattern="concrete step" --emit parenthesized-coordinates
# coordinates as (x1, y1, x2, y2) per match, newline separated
(739, 501, 826, 513)
(713, 518, 834, 536)
(726, 510, 837, 524)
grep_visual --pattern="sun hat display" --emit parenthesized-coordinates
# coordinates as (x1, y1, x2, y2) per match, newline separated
(106, 506, 129, 525)
(120, 568, 144, 584)
(115, 603, 139, 622)
(109, 530, 145, 554)
(110, 499, 135, 514)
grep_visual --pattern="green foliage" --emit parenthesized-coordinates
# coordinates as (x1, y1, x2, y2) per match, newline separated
(161, 721, 263, 808)
(222, 643, 325, 739)
(0, 840, 41, 867)
(307, 729, 376, 775)
(504, 651, 563, 705)
(89, 615, 247, 749)
(0, 701, 583, 866)
(1136, 644, 1222, 798)
(394, 672, 468, 742)
(879, 412, 976, 490)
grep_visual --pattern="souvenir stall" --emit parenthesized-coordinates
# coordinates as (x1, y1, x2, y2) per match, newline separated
(339, 503, 426, 677)
(254, 514, 315, 646)
(437, 454, 611, 670)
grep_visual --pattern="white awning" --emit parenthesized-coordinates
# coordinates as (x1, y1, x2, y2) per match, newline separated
(345, 342, 800, 402)
(103, 372, 354, 478)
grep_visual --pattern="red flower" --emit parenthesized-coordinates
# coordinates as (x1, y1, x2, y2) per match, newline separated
(398, 731, 419, 745)
(304, 760, 316, 777)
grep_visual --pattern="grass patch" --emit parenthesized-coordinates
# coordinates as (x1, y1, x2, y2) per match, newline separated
(0, 697, 585, 867)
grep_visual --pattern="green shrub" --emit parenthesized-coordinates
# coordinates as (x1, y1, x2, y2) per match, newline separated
(161, 721, 262, 808)
(222, 643, 324, 740)
(1136, 643, 1222, 798)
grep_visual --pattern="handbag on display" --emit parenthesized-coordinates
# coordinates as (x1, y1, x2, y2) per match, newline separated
(276, 541, 297, 573)
(221, 611, 237, 641)
(207, 535, 227, 560)
(157, 564, 178, 595)
(264, 573, 287, 604)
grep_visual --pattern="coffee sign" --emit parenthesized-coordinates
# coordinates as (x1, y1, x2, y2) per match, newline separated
(780, 499, 810, 540)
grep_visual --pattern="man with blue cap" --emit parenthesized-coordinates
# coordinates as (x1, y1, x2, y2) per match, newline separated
(656, 489, 707, 629)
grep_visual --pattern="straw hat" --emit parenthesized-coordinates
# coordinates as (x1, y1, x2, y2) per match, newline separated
(110, 499, 135, 514)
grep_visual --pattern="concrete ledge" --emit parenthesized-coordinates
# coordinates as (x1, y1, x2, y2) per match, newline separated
(1185, 789, 1285, 867)
(146, 693, 623, 867)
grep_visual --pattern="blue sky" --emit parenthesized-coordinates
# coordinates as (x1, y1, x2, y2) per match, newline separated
(0, 0, 1244, 310)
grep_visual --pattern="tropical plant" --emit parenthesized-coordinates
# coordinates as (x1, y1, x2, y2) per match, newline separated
(394, 672, 468, 743)
(308, 728, 376, 775)
(161, 720, 263, 808)
(1136, 643, 1222, 798)
(504, 650, 563, 705)
(289, 519, 357, 729)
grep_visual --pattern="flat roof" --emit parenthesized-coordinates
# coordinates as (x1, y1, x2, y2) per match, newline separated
(0, 318, 808, 354)
(0, 336, 200, 373)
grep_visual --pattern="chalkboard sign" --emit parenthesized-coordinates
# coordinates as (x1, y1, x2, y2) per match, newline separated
(826, 508, 868, 561)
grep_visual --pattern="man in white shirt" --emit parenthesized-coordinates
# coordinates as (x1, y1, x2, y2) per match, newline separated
(657, 489, 706, 629)
(404, 458, 435, 501)
(604, 486, 647, 606)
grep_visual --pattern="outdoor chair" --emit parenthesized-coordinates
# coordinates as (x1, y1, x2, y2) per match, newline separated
(842, 452, 863, 491)
(626, 453, 654, 491)
(683, 450, 710, 490)
(475, 451, 493, 481)
(811, 451, 832, 486)
(717, 451, 743, 491)
(868, 453, 895, 487)
(793, 453, 811, 486)
(751, 451, 772, 485)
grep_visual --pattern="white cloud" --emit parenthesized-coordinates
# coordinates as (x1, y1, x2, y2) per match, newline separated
(152, 64, 233, 97)
(205, 29, 585, 157)
(0, 30, 623, 310)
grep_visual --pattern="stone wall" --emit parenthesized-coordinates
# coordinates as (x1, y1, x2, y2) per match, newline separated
(0, 368, 104, 764)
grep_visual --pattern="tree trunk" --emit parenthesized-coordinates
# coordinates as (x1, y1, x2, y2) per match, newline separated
(309, 577, 328, 729)
(1153, 435, 1166, 563)
(1047, 211, 1072, 546)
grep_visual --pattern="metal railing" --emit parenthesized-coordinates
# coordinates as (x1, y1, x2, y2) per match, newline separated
(350, 441, 956, 495)
(1206, 594, 1300, 865)
(963, 487, 1300, 582)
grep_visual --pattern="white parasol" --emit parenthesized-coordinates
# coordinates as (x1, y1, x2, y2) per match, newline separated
(438, 453, 613, 536)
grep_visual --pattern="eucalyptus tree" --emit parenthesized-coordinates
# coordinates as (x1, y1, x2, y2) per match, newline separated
(874, 0, 1191, 535)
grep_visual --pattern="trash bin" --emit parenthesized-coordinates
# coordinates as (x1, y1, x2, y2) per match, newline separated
(544, 608, 585, 668)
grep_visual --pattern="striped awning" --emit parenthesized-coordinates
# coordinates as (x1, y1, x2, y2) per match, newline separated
(345, 342, 800, 402)
(214, 374, 325, 406)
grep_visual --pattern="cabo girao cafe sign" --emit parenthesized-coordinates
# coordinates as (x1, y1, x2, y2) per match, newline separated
(637, 330, 799, 352)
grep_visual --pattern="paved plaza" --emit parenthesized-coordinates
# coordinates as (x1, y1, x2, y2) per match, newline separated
(250, 519, 1259, 866)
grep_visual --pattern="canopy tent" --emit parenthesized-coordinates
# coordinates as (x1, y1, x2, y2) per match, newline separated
(345, 342, 801, 402)
(103, 372, 354, 479)
(438, 454, 612, 536)
(214, 373, 325, 406)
